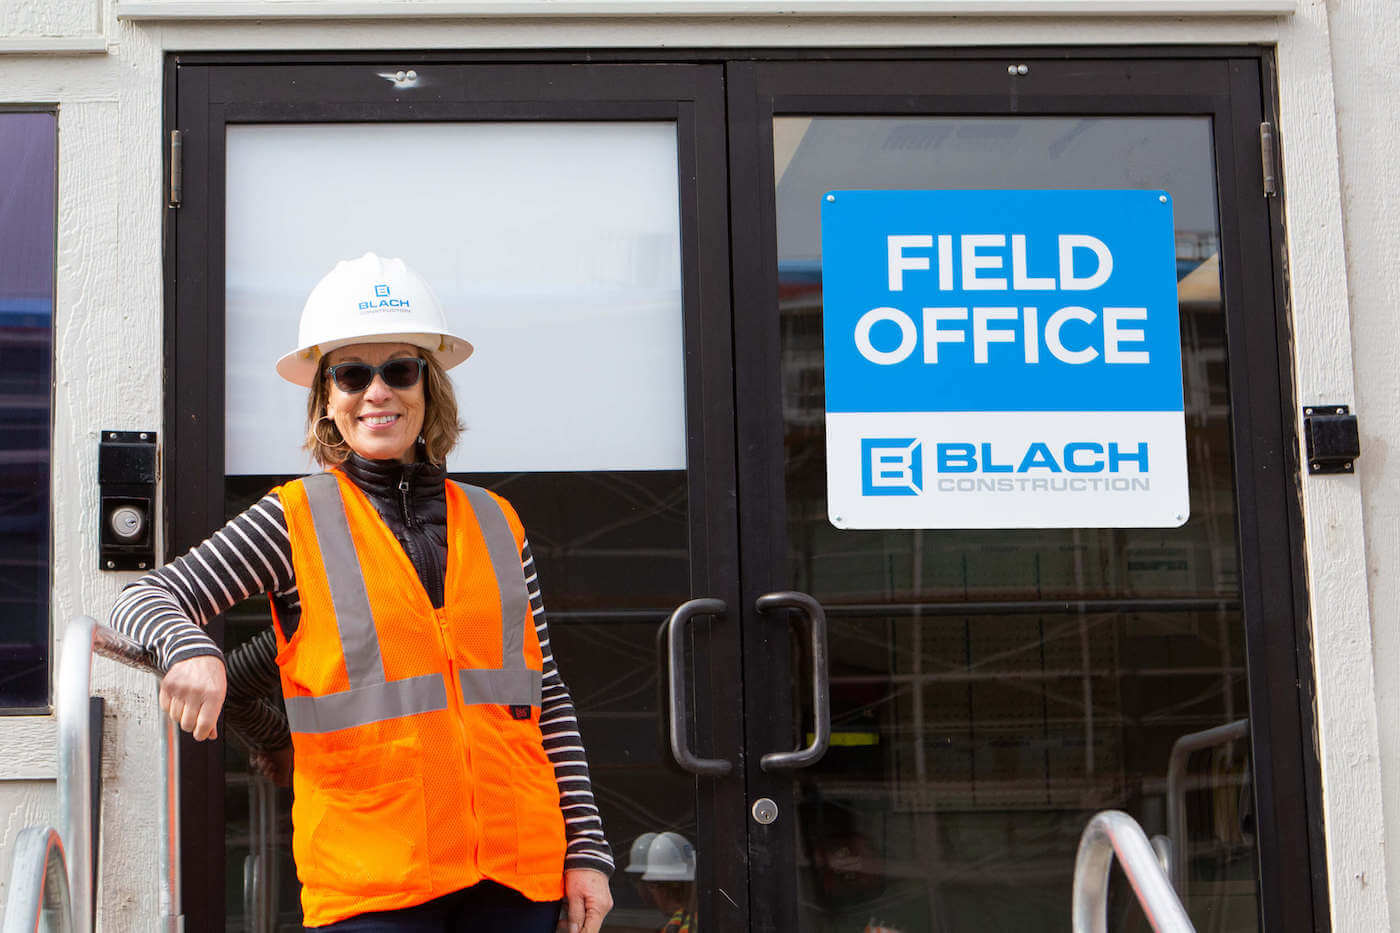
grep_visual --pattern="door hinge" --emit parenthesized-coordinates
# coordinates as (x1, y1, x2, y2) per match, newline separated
(1259, 122, 1278, 197)
(168, 130, 183, 208)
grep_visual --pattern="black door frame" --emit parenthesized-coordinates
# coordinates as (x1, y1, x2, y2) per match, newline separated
(164, 57, 745, 933)
(724, 53, 1323, 933)
(164, 46, 1322, 933)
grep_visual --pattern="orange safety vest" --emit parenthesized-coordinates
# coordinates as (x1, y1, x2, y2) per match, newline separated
(270, 470, 566, 928)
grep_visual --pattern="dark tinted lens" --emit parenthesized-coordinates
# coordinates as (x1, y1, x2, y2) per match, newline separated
(331, 363, 374, 393)
(381, 358, 424, 389)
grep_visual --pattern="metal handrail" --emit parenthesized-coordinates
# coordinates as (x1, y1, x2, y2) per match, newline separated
(58, 616, 182, 933)
(2, 826, 73, 933)
(1149, 834, 1173, 878)
(1166, 718, 1250, 897)
(241, 775, 277, 932)
(241, 853, 258, 933)
(1072, 810, 1195, 933)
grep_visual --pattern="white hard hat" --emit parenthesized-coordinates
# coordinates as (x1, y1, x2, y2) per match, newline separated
(641, 832, 695, 882)
(275, 252, 473, 387)
(625, 833, 657, 874)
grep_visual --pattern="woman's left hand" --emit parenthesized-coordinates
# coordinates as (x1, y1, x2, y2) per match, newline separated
(562, 868, 613, 933)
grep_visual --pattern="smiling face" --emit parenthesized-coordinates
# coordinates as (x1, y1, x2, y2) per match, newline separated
(323, 342, 426, 464)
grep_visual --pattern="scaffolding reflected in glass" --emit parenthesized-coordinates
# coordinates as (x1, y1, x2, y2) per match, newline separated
(775, 115, 1256, 932)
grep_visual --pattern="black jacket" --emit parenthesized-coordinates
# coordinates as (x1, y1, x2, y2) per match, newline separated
(337, 451, 451, 608)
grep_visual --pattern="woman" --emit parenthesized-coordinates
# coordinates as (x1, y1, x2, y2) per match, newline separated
(111, 253, 614, 931)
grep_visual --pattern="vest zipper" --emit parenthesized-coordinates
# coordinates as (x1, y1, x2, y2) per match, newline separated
(399, 475, 416, 529)
(433, 602, 481, 868)
(398, 470, 446, 607)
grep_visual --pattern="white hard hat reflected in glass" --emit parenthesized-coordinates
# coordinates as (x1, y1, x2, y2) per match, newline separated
(641, 831, 695, 882)
(625, 832, 658, 874)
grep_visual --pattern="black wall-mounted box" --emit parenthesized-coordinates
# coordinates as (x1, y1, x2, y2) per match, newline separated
(99, 431, 156, 571)
(1303, 405, 1361, 475)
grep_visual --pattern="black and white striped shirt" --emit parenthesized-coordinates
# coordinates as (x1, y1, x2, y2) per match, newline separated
(109, 492, 614, 875)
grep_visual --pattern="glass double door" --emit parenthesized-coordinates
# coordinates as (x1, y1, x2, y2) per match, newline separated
(171, 52, 1317, 933)
(723, 59, 1306, 933)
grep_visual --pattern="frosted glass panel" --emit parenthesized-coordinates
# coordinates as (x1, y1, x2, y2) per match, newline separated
(225, 123, 685, 474)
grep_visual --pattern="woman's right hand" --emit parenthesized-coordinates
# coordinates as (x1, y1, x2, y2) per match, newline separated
(160, 656, 227, 740)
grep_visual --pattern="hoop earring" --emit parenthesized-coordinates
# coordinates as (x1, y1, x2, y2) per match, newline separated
(313, 416, 348, 450)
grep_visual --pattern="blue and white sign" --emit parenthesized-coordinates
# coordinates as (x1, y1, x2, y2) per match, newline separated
(821, 189, 1189, 529)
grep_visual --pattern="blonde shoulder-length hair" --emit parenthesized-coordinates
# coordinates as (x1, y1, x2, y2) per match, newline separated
(304, 350, 463, 468)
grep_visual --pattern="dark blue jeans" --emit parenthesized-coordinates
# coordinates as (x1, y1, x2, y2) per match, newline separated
(311, 881, 562, 932)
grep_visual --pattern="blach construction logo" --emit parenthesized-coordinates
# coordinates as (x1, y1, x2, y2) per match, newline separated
(823, 189, 1189, 528)
(861, 438, 923, 496)
(360, 283, 411, 312)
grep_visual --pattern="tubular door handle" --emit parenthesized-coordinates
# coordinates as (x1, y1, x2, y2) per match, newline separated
(664, 598, 733, 776)
(755, 591, 830, 772)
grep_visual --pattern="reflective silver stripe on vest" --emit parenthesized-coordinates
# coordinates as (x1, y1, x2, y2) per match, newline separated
(453, 482, 540, 707)
(287, 473, 448, 734)
(457, 483, 530, 671)
(285, 673, 448, 735)
(303, 472, 387, 688)
(459, 668, 543, 708)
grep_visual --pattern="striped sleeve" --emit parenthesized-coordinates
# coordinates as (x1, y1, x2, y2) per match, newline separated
(525, 539, 616, 876)
(109, 494, 298, 671)
(224, 628, 292, 752)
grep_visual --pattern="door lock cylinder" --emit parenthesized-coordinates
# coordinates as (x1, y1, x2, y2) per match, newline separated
(751, 797, 779, 825)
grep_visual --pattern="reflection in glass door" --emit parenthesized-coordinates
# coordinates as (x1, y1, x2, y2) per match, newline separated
(174, 61, 741, 930)
(754, 113, 1257, 932)
(221, 120, 700, 931)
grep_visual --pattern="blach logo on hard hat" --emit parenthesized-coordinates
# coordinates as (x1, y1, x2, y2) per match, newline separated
(861, 438, 922, 496)
(359, 283, 411, 313)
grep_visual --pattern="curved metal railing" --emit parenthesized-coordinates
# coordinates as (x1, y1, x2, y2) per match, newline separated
(1166, 718, 1250, 897)
(241, 774, 277, 933)
(1072, 810, 1195, 933)
(2, 826, 73, 933)
(45, 613, 180, 924)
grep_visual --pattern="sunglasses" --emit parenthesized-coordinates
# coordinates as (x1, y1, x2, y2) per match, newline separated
(326, 357, 426, 394)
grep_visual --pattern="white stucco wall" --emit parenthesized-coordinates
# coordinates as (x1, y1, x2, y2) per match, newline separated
(1271, 1, 1397, 929)
(0, 24, 170, 924)
(0, 0, 100, 38)
(0, 1, 1393, 929)
(1326, 0, 1400, 925)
